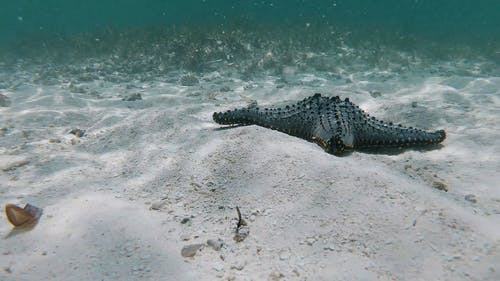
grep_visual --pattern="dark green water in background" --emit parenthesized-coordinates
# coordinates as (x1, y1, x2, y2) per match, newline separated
(1, 0, 499, 78)
(2, 0, 499, 45)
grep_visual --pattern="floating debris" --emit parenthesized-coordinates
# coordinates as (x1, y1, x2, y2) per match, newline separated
(5, 203, 43, 227)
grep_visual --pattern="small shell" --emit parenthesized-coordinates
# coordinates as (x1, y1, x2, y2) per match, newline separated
(5, 203, 43, 227)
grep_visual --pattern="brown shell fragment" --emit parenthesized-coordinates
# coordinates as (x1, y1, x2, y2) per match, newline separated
(5, 203, 43, 227)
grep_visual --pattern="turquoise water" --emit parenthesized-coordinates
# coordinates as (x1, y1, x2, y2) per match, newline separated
(1, 1, 499, 77)
(2, 1, 500, 45)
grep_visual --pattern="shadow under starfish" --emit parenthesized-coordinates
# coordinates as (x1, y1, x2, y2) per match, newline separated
(213, 93, 446, 156)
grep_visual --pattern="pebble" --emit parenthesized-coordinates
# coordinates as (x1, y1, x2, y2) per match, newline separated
(69, 128, 86, 138)
(69, 83, 87, 93)
(181, 234, 191, 241)
(269, 272, 285, 281)
(219, 86, 231, 92)
(404, 164, 412, 171)
(180, 217, 191, 224)
(150, 201, 163, 210)
(181, 244, 204, 258)
(369, 91, 382, 98)
(305, 237, 317, 246)
(207, 239, 224, 251)
(432, 180, 448, 192)
(234, 226, 250, 242)
(323, 246, 335, 251)
(212, 263, 224, 272)
(0, 93, 11, 107)
(230, 263, 245, 271)
(448, 255, 461, 262)
(180, 74, 199, 86)
(464, 194, 477, 203)
(279, 251, 290, 261)
(1, 158, 30, 172)
(190, 182, 202, 188)
(122, 93, 142, 101)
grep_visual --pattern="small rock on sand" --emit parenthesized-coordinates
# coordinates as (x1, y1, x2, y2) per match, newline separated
(150, 201, 163, 210)
(370, 91, 382, 98)
(0, 93, 11, 107)
(69, 128, 86, 138)
(432, 180, 448, 192)
(230, 262, 245, 271)
(180, 74, 199, 86)
(122, 93, 142, 101)
(464, 194, 477, 203)
(234, 227, 249, 242)
(207, 239, 224, 251)
(181, 244, 204, 258)
(1, 156, 30, 172)
(212, 263, 224, 272)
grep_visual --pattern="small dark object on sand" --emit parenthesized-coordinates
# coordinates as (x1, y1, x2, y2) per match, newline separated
(122, 93, 142, 101)
(0, 94, 11, 107)
(69, 128, 86, 137)
(234, 207, 249, 242)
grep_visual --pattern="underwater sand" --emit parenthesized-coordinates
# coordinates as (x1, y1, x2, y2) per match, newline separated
(0, 30, 499, 280)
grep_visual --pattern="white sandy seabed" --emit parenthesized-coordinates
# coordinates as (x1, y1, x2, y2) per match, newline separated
(0, 63, 499, 281)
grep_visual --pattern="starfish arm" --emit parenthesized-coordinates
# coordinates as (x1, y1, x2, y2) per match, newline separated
(213, 94, 323, 140)
(343, 100, 447, 148)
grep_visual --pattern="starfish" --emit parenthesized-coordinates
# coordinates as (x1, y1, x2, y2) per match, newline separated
(213, 93, 446, 155)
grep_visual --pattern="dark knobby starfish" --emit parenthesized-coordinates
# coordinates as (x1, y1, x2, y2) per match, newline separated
(213, 93, 446, 155)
